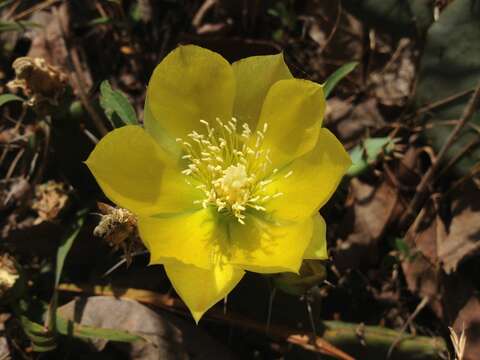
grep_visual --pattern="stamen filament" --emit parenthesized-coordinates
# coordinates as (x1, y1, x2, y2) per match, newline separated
(176, 117, 288, 223)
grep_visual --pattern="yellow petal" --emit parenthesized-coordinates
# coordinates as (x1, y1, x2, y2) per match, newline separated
(256, 79, 325, 168)
(138, 209, 221, 270)
(165, 262, 244, 323)
(145, 45, 235, 146)
(265, 128, 352, 221)
(229, 215, 314, 274)
(143, 95, 181, 157)
(232, 53, 292, 129)
(85, 126, 199, 216)
(303, 214, 328, 260)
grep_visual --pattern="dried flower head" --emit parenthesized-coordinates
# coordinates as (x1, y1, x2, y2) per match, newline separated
(7, 57, 67, 112)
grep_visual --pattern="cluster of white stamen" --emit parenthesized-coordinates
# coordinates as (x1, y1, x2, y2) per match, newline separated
(177, 117, 286, 224)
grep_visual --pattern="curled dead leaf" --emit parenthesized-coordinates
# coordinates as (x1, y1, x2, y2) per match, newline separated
(7, 57, 67, 113)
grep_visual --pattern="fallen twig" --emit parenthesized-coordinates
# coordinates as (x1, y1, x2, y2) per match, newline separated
(192, 0, 217, 28)
(387, 296, 430, 359)
(317, 1, 342, 56)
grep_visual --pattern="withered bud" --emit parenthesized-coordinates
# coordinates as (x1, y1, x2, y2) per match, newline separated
(31, 180, 70, 225)
(7, 57, 68, 110)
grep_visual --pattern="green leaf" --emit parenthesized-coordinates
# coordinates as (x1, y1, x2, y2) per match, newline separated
(323, 62, 358, 98)
(347, 145, 367, 177)
(48, 212, 86, 332)
(415, 0, 480, 176)
(99, 80, 138, 128)
(87, 17, 113, 26)
(55, 214, 86, 289)
(364, 137, 396, 159)
(394, 238, 410, 256)
(0, 93, 23, 107)
(129, 2, 142, 22)
(56, 315, 144, 343)
(347, 136, 396, 176)
(0, 20, 41, 32)
(19, 315, 57, 352)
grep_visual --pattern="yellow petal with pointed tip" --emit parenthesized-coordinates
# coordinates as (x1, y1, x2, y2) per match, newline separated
(145, 45, 235, 145)
(165, 262, 244, 323)
(265, 128, 351, 221)
(256, 79, 325, 168)
(232, 53, 292, 129)
(229, 216, 314, 274)
(303, 214, 328, 260)
(138, 209, 221, 270)
(85, 125, 199, 216)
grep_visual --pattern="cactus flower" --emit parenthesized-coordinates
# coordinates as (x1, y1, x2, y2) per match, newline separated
(86, 45, 351, 322)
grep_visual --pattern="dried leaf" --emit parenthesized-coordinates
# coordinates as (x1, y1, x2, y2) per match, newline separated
(408, 185, 480, 273)
(58, 296, 235, 359)
(335, 179, 402, 270)
(369, 39, 415, 107)
(328, 98, 384, 143)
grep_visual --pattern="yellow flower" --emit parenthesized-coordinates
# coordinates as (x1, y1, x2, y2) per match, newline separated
(86, 45, 351, 322)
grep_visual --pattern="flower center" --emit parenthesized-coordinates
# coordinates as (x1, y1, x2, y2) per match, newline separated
(214, 164, 251, 205)
(177, 117, 283, 224)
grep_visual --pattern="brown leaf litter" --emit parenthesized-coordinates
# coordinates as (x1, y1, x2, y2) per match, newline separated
(31, 180, 70, 225)
(402, 182, 480, 360)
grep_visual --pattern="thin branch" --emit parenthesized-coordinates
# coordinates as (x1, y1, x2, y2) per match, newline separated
(400, 83, 480, 228)
(387, 296, 430, 359)
(317, 1, 342, 56)
(53, 6, 108, 137)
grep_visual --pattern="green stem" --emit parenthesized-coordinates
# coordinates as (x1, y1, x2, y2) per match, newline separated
(321, 321, 447, 360)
